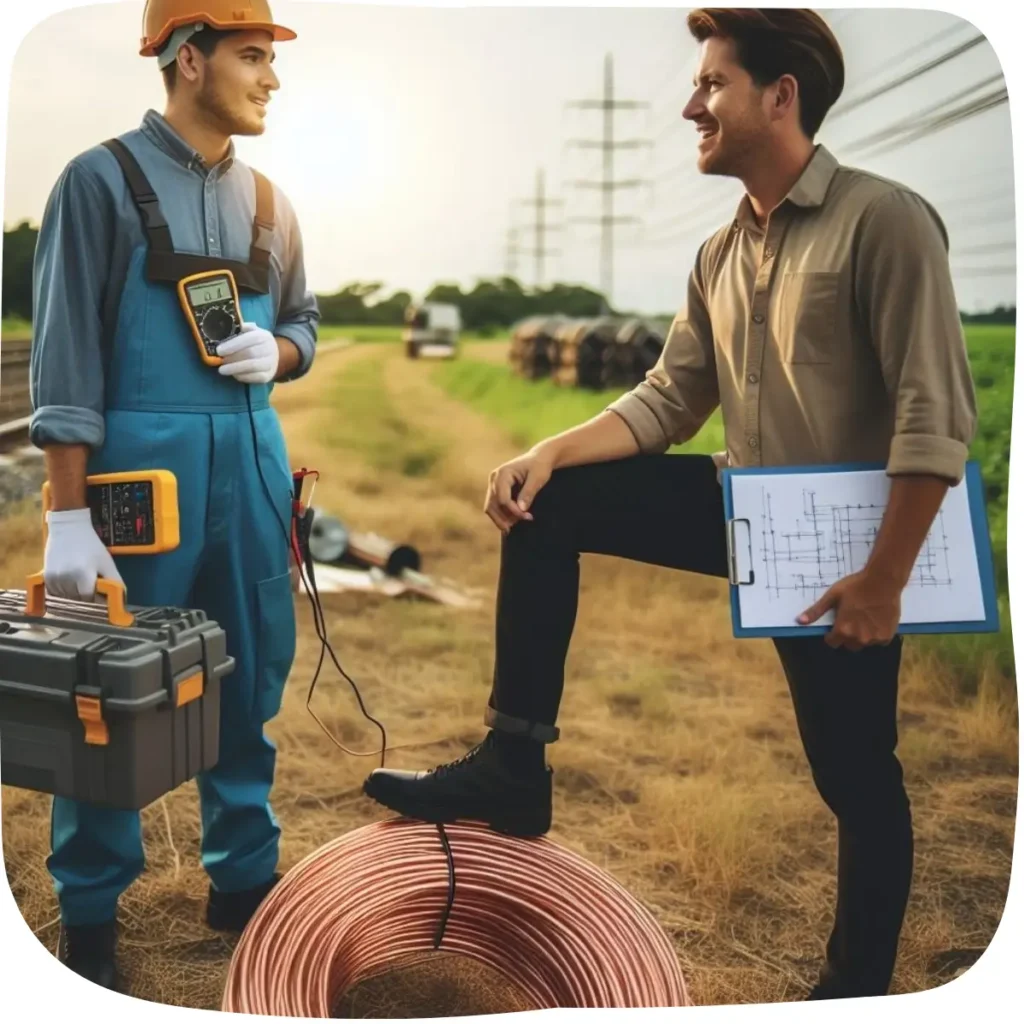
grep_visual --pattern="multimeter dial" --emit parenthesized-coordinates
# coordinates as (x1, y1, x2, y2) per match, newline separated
(201, 306, 236, 343)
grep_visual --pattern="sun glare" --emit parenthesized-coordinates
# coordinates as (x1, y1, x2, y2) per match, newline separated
(236, 88, 384, 199)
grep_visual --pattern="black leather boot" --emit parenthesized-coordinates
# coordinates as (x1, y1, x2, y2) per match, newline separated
(206, 873, 281, 932)
(57, 918, 120, 992)
(363, 726, 554, 837)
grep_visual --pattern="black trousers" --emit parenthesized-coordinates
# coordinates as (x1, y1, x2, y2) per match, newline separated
(488, 454, 913, 998)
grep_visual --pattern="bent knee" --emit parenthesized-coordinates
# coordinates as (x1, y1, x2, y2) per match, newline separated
(811, 758, 910, 822)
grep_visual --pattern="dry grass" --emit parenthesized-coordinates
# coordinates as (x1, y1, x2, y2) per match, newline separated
(1, 342, 1018, 1013)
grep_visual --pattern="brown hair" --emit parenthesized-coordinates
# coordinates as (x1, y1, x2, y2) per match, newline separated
(687, 8, 845, 138)
(160, 26, 236, 91)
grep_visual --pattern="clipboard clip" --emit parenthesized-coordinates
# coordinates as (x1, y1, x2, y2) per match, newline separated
(726, 518, 754, 586)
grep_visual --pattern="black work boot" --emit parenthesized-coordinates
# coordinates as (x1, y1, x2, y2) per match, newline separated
(363, 726, 553, 837)
(206, 873, 281, 932)
(57, 919, 120, 992)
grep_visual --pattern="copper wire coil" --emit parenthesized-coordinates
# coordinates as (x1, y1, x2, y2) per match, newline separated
(222, 818, 691, 1015)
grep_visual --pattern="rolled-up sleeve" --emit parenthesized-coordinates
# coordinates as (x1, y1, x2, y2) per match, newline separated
(272, 185, 319, 381)
(29, 159, 112, 449)
(606, 242, 720, 453)
(855, 188, 977, 483)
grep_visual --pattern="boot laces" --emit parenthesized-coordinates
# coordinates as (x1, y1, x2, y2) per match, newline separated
(431, 739, 489, 778)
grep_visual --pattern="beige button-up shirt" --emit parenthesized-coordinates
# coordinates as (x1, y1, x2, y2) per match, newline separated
(608, 145, 977, 484)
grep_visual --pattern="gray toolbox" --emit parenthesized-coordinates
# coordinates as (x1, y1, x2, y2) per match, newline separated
(0, 576, 234, 810)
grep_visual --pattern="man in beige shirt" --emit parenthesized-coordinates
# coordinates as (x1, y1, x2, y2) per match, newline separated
(364, 8, 977, 1001)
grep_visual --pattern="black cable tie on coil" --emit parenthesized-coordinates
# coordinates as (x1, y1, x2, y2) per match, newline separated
(433, 824, 456, 950)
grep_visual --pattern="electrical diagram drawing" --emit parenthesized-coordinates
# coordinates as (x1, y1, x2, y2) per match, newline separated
(759, 486, 953, 599)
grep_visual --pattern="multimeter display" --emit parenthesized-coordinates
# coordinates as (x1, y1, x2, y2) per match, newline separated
(89, 480, 156, 547)
(187, 279, 233, 306)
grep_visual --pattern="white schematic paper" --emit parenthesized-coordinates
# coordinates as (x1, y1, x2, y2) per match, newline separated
(728, 469, 987, 630)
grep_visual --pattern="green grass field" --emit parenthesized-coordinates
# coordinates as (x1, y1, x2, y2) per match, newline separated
(433, 324, 1016, 692)
(1, 316, 32, 339)
(321, 349, 447, 477)
(432, 357, 727, 455)
(317, 324, 504, 346)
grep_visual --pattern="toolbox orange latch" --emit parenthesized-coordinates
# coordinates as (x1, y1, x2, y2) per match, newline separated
(175, 671, 204, 708)
(75, 696, 110, 747)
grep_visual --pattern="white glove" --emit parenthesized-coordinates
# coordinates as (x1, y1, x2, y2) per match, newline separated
(44, 508, 124, 601)
(216, 322, 280, 384)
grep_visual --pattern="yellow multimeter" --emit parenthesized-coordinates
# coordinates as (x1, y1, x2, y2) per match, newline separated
(42, 470, 180, 555)
(177, 269, 244, 367)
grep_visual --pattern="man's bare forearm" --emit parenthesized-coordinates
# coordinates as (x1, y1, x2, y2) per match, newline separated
(275, 336, 301, 379)
(864, 474, 951, 588)
(43, 445, 90, 511)
(532, 410, 641, 469)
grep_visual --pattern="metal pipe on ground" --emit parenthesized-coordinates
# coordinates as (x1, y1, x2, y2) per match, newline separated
(308, 508, 421, 577)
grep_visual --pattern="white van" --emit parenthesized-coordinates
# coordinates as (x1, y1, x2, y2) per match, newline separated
(403, 302, 461, 358)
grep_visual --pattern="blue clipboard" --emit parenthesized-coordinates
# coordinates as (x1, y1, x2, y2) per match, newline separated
(720, 459, 1001, 638)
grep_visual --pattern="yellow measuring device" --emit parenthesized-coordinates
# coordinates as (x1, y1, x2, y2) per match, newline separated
(177, 268, 244, 367)
(42, 470, 180, 555)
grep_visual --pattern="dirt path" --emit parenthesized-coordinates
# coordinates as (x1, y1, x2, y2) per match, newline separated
(461, 339, 511, 365)
(1, 342, 1017, 1012)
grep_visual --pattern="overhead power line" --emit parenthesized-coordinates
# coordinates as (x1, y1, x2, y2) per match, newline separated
(637, 79, 1011, 249)
(517, 168, 563, 288)
(565, 53, 653, 308)
(854, 86, 1008, 160)
(930, 187, 1015, 213)
(552, 21, 1011, 301)
(829, 33, 987, 120)
(954, 241, 1016, 255)
(951, 265, 1016, 277)
(842, 74, 1005, 155)
(649, 23, 979, 159)
(944, 211, 1021, 235)
(834, 20, 967, 96)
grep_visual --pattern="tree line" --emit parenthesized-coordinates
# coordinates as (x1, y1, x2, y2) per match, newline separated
(3, 220, 1015, 328)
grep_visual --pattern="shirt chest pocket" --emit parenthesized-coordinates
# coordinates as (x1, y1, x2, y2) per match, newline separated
(773, 271, 840, 365)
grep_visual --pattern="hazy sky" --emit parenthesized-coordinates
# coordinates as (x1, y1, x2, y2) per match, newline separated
(3, 3, 1015, 315)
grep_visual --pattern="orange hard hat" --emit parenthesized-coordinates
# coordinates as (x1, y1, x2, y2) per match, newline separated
(139, 0, 297, 57)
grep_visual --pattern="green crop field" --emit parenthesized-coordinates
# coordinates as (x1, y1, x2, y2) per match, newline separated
(434, 323, 1016, 692)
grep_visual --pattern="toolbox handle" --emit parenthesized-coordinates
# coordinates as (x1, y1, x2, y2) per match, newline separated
(24, 572, 135, 628)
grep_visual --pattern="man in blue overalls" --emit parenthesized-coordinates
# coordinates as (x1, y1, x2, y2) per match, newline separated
(28, 1, 318, 991)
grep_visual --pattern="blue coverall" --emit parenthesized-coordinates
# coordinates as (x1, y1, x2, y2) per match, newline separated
(29, 109, 319, 926)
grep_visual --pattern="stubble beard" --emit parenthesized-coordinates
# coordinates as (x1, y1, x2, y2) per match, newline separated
(699, 122, 765, 180)
(197, 72, 264, 138)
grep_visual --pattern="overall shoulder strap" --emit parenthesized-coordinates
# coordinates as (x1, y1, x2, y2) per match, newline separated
(101, 139, 274, 294)
(249, 169, 275, 273)
(101, 138, 174, 253)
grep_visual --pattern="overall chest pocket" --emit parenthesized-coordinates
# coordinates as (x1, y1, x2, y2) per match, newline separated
(775, 271, 840, 365)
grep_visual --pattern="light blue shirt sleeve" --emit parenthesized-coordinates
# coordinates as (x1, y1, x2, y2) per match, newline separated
(29, 158, 112, 449)
(272, 185, 319, 381)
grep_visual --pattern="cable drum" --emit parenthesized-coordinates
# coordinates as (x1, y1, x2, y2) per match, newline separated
(222, 819, 691, 1015)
